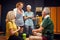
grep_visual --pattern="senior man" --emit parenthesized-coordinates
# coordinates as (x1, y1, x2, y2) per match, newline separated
(32, 7, 54, 40)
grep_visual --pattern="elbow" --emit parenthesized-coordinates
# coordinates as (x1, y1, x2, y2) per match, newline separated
(9, 30, 15, 35)
(10, 31, 14, 35)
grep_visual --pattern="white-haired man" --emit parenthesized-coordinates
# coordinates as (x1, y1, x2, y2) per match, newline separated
(24, 5, 34, 37)
(32, 7, 54, 40)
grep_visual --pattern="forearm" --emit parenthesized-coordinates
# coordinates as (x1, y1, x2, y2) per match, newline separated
(24, 16, 29, 20)
(39, 26, 44, 32)
(13, 29, 19, 34)
(10, 29, 19, 35)
(33, 26, 44, 33)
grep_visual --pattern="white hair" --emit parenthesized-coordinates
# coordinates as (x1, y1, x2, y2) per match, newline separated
(43, 7, 50, 14)
(27, 5, 31, 9)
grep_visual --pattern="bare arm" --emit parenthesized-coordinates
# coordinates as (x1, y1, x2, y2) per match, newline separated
(9, 27, 20, 35)
(23, 13, 28, 20)
(32, 25, 44, 33)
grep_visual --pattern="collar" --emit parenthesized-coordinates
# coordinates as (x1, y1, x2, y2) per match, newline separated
(44, 15, 50, 19)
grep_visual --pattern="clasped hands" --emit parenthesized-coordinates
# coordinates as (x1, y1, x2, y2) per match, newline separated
(17, 27, 24, 33)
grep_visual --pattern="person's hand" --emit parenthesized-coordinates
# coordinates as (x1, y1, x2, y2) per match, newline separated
(36, 33, 42, 36)
(28, 16, 33, 18)
(32, 29, 37, 35)
(33, 32, 37, 35)
(32, 17, 36, 20)
(32, 29, 40, 33)
(18, 27, 20, 31)
(32, 29, 38, 32)
(20, 27, 24, 33)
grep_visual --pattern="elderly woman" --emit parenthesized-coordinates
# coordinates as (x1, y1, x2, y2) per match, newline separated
(6, 11, 21, 40)
(24, 5, 35, 37)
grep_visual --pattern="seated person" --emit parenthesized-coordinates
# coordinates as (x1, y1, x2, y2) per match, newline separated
(32, 7, 54, 40)
(6, 11, 21, 40)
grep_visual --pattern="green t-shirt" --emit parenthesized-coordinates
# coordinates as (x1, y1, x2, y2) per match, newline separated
(41, 17, 54, 37)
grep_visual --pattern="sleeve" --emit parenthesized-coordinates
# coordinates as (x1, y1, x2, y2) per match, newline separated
(24, 12, 27, 16)
(8, 22, 13, 29)
(32, 12, 34, 17)
(13, 8, 17, 17)
(23, 11, 24, 16)
(41, 18, 48, 28)
(22, 10, 25, 16)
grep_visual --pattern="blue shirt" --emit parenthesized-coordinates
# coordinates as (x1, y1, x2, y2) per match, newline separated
(15, 10, 24, 26)
(24, 11, 34, 26)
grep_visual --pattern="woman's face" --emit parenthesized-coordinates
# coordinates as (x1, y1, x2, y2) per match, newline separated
(27, 7, 31, 11)
(11, 12, 16, 20)
(18, 4, 23, 10)
(12, 15, 16, 21)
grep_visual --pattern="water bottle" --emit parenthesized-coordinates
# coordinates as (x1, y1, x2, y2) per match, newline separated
(22, 33, 26, 40)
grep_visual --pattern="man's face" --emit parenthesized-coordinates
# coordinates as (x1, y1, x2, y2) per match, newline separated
(42, 11, 45, 18)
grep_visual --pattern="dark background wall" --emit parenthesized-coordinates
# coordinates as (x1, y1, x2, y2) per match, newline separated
(0, 0, 44, 32)
(0, 0, 60, 32)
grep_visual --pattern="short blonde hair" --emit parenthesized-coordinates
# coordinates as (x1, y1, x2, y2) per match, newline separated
(16, 2, 23, 8)
(6, 11, 15, 22)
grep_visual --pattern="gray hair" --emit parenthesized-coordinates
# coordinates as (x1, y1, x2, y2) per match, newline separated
(43, 7, 50, 14)
(27, 5, 31, 9)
